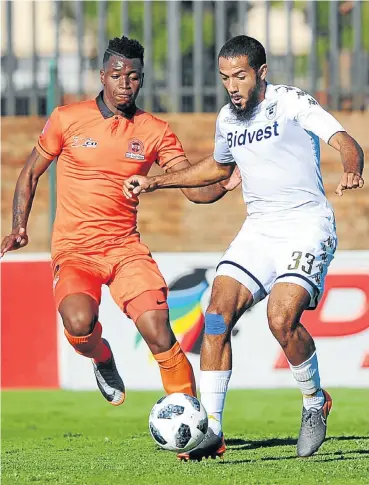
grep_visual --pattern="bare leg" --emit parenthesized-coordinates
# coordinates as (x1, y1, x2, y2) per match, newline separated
(59, 293, 110, 362)
(267, 282, 330, 457)
(135, 309, 196, 396)
(59, 293, 124, 405)
(267, 283, 314, 366)
(201, 276, 253, 371)
(59, 293, 99, 336)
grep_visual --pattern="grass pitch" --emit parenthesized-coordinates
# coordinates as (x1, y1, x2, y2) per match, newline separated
(2, 389, 369, 485)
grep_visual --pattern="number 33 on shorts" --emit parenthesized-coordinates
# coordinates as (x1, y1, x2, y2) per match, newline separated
(283, 235, 337, 308)
(288, 251, 315, 274)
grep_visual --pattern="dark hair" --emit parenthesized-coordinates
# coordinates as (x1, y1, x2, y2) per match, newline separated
(103, 36, 144, 66)
(218, 35, 266, 71)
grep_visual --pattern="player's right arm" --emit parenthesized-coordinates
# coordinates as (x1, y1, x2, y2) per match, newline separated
(123, 111, 238, 198)
(0, 150, 53, 257)
(1, 108, 63, 257)
(123, 156, 234, 197)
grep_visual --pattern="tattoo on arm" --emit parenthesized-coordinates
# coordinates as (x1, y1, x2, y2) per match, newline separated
(12, 156, 39, 231)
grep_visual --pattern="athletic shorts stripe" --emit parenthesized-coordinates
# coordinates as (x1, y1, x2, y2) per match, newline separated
(275, 272, 320, 309)
(216, 260, 268, 299)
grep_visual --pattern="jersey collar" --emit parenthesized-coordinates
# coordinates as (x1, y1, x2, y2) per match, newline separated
(96, 91, 115, 118)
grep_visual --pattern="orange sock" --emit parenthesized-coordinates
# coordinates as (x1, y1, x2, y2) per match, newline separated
(153, 341, 197, 397)
(64, 321, 112, 363)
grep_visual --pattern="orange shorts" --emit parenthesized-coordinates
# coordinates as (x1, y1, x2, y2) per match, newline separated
(51, 236, 168, 321)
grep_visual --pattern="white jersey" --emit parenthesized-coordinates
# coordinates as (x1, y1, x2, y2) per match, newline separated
(214, 83, 345, 218)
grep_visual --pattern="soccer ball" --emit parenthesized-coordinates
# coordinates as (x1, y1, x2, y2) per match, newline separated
(149, 393, 208, 452)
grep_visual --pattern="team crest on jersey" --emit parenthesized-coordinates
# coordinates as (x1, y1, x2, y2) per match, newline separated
(71, 136, 98, 148)
(126, 138, 145, 160)
(265, 102, 277, 120)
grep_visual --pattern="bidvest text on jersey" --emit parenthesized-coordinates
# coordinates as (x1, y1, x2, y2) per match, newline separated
(227, 121, 280, 148)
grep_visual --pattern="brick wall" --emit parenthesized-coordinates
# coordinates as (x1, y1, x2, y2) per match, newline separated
(1, 112, 368, 252)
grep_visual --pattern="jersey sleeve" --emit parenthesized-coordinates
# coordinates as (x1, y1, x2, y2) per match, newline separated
(36, 107, 63, 160)
(156, 124, 188, 171)
(288, 90, 345, 144)
(213, 114, 235, 164)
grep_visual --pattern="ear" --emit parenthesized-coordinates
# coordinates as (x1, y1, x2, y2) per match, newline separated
(259, 64, 268, 81)
(140, 73, 144, 88)
(100, 69, 105, 86)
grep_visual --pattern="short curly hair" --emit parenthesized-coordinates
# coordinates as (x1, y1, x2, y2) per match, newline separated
(219, 35, 266, 72)
(103, 36, 144, 66)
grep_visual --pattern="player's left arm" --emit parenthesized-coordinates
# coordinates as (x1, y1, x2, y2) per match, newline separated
(328, 131, 364, 196)
(292, 90, 365, 196)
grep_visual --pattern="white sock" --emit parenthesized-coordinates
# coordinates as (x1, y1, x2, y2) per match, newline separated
(200, 370, 232, 437)
(289, 351, 325, 410)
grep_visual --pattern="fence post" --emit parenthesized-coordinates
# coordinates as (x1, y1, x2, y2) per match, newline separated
(30, 0, 38, 115)
(167, 1, 181, 112)
(352, 0, 363, 110)
(143, 0, 153, 112)
(47, 60, 58, 239)
(329, 0, 340, 110)
(308, 0, 317, 97)
(6, 0, 15, 115)
(215, 1, 226, 110)
(285, 0, 293, 86)
(193, 0, 204, 112)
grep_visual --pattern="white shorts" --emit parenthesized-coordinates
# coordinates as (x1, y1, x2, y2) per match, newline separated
(216, 212, 337, 309)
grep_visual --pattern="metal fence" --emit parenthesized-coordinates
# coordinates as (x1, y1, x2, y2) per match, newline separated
(2, 0, 369, 115)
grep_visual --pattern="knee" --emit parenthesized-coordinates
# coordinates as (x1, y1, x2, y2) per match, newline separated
(268, 314, 294, 347)
(62, 309, 97, 336)
(204, 306, 233, 342)
(149, 328, 174, 354)
(138, 311, 174, 354)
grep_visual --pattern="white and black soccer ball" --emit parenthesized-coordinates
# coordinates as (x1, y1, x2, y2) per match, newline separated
(149, 393, 208, 452)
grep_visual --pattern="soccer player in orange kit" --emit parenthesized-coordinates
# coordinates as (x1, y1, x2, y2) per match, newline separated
(1, 36, 240, 405)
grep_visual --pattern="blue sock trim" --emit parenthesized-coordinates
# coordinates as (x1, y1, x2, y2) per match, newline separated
(204, 313, 227, 335)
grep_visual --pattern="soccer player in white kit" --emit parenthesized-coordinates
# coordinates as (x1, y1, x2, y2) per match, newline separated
(123, 36, 365, 460)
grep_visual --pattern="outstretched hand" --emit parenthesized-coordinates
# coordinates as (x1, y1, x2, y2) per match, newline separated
(0, 227, 28, 258)
(335, 172, 364, 196)
(122, 175, 157, 199)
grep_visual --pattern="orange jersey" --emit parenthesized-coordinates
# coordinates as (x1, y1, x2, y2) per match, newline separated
(36, 93, 187, 256)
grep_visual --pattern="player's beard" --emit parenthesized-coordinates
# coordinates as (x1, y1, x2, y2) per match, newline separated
(229, 75, 263, 123)
(115, 99, 137, 116)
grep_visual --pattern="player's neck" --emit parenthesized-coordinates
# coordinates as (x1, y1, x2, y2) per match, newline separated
(102, 91, 138, 119)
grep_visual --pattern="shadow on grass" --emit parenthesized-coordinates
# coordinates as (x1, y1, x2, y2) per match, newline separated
(226, 437, 297, 450)
(327, 435, 369, 442)
(227, 435, 369, 451)
(219, 437, 369, 465)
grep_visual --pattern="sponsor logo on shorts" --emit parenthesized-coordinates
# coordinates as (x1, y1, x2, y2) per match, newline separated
(126, 138, 145, 160)
(71, 136, 98, 148)
(53, 275, 59, 289)
(53, 264, 60, 289)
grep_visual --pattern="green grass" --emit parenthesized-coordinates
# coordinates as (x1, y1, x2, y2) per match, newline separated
(2, 389, 369, 485)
